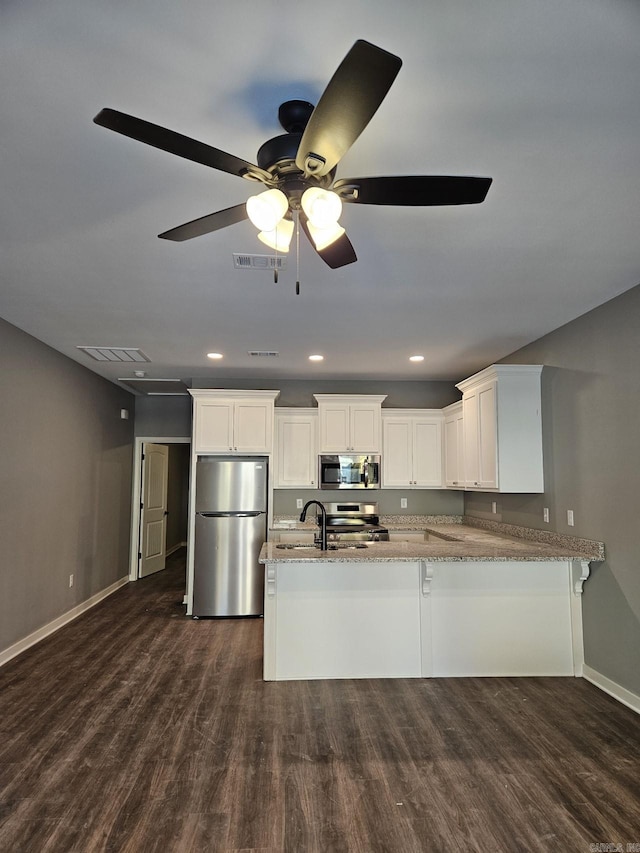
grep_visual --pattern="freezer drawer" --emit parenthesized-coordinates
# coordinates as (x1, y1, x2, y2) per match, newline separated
(194, 512, 266, 616)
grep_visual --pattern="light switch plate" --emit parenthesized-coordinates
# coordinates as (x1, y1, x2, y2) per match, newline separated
(401, 498, 408, 509)
(296, 498, 303, 509)
(543, 507, 550, 523)
(567, 509, 574, 526)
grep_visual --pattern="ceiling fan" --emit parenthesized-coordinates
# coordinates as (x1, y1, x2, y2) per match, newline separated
(94, 39, 492, 270)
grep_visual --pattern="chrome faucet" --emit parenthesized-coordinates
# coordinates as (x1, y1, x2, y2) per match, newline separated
(300, 500, 328, 551)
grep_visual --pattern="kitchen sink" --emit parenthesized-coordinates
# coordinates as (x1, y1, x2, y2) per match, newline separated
(275, 542, 369, 550)
(424, 529, 462, 542)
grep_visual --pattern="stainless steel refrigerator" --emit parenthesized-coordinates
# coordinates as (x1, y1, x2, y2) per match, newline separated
(193, 456, 268, 617)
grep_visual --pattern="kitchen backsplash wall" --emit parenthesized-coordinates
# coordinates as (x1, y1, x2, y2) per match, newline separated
(273, 488, 464, 517)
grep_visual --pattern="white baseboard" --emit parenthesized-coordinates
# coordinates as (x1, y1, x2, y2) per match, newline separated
(0, 576, 129, 668)
(583, 664, 640, 715)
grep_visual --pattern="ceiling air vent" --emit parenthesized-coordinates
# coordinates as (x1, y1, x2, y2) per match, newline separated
(248, 351, 279, 357)
(77, 346, 151, 363)
(233, 253, 287, 270)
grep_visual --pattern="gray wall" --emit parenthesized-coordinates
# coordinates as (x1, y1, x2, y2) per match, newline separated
(0, 318, 134, 656)
(465, 282, 640, 695)
(135, 395, 192, 438)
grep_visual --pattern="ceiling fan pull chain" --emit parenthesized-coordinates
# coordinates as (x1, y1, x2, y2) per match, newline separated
(295, 211, 301, 295)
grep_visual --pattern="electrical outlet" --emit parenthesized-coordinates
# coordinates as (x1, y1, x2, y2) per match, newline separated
(491, 501, 497, 514)
(567, 509, 574, 526)
(400, 497, 408, 509)
(543, 507, 550, 523)
(296, 498, 303, 509)
(69, 574, 74, 588)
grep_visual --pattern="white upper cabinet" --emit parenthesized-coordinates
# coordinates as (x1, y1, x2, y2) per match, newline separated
(274, 409, 318, 488)
(314, 395, 386, 453)
(382, 411, 443, 488)
(443, 401, 465, 489)
(456, 365, 544, 493)
(190, 390, 280, 454)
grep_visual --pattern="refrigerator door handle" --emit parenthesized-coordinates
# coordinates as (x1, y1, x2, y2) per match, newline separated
(198, 511, 263, 518)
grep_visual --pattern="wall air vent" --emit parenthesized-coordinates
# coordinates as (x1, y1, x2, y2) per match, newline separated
(233, 254, 287, 270)
(248, 351, 279, 357)
(77, 346, 151, 363)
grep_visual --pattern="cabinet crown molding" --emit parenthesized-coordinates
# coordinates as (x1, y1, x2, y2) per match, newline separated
(313, 394, 387, 405)
(189, 389, 280, 401)
(456, 364, 542, 393)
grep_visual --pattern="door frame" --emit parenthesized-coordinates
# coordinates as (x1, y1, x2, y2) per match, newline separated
(129, 436, 191, 581)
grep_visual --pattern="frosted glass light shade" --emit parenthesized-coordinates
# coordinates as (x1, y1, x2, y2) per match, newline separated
(258, 218, 294, 252)
(307, 221, 345, 251)
(301, 188, 342, 228)
(246, 189, 288, 231)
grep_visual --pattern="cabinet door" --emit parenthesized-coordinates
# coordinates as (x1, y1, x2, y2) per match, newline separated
(319, 404, 350, 452)
(382, 418, 412, 486)
(350, 404, 381, 452)
(234, 401, 272, 452)
(275, 413, 317, 487)
(194, 401, 234, 452)
(413, 419, 443, 487)
(476, 382, 498, 489)
(444, 409, 464, 488)
(462, 391, 480, 487)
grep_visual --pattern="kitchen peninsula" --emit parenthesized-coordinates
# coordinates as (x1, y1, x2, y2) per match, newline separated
(260, 520, 604, 682)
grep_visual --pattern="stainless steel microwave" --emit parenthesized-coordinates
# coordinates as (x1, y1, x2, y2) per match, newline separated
(319, 454, 381, 489)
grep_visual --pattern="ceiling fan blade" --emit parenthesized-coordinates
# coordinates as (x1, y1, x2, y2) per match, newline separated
(333, 175, 493, 206)
(299, 215, 357, 269)
(94, 108, 272, 183)
(158, 204, 248, 242)
(295, 40, 402, 178)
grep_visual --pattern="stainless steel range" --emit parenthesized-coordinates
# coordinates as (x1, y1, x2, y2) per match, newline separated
(321, 501, 389, 543)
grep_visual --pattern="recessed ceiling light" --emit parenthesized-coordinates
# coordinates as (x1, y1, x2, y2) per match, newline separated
(207, 352, 223, 360)
(409, 355, 425, 362)
(309, 354, 324, 362)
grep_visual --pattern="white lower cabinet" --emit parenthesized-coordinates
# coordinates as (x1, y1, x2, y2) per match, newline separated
(263, 557, 584, 681)
(382, 411, 443, 488)
(274, 409, 317, 488)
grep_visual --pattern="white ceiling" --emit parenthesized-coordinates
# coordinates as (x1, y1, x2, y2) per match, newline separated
(2, 0, 639, 389)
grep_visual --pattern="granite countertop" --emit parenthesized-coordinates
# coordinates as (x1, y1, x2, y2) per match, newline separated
(263, 516, 604, 564)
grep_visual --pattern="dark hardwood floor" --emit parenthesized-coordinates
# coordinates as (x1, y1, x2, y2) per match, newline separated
(1, 550, 639, 852)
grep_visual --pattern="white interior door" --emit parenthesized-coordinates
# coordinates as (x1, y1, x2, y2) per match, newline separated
(140, 443, 169, 578)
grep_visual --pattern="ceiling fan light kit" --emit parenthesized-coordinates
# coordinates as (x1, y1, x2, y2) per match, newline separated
(300, 187, 342, 229)
(94, 38, 492, 271)
(307, 220, 345, 251)
(246, 188, 288, 231)
(258, 218, 294, 253)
